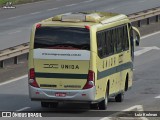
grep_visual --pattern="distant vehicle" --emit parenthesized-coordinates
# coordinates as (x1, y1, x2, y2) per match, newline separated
(28, 11, 140, 110)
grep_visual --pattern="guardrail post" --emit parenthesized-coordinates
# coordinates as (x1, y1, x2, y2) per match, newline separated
(147, 18, 150, 25)
(156, 15, 159, 22)
(14, 56, 18, 64)
(0, 61, 4, 68)
(27, 53, 29, 60)
(138, 20, 141, 27)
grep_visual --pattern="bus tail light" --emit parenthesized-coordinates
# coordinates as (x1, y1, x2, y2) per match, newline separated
(85, 25, 90, 30)
(36, 24, 41, 29)
(29, 68, 39, 88)
(83, 70, 95, 89)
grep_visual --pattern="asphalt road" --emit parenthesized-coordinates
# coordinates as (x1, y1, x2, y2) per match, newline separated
(0, 0, 160, 50)
(0, 32, 160, 120)
(0, 0, 160, 120)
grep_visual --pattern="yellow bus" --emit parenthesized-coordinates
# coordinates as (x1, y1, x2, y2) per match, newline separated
(28, 12, 140, 110)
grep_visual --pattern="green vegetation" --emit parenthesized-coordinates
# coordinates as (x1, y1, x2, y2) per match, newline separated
(0, 0, 44, 6)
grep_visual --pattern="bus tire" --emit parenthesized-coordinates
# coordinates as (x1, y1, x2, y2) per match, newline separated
(41, 102, 58, 108)
(98, 85, 109, 110)
(115, 93, 124, 102)
(90, 103, 98, 109)
(49, 102, 58, 108)
(125, 75, 129, 91)
(98, 99, 106, 110)
(41, 102, 49, 108)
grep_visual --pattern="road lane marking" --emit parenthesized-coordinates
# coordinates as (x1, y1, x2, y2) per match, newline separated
(83, 0, 94, 3)
(16, 107, 31, 112)
(155, 95, 160, 98)
(134, 46, 160, 56)
(122, 105, 144, 111)
(0, 75, 27, 86)
(30, 11, 41, 15)
(47, 7, 58, 11)
(65, 4, 77, 7)
(7, 16, 22, 20)
(63, 12, 72, 15)
(8, 30, 21, 34)
(141, 31, 160, 40)
(100, 105, 148, 120)
(139, 0, 146, 3)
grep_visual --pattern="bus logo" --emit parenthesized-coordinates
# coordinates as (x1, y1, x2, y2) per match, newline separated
(43, 64, 58, 69)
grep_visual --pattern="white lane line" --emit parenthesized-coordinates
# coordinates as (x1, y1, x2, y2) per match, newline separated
(141, 31, 160, 40)
(7, 16, 22, 20)
(122, 105, 144, 111)
(63, 12, 72, 15)
(30, 11, 41, 15)
(16, 107, 31, 112)
(8, 30, 21, 34)
(139, 0, 146, 3)
(100, 105, 148, 120)
(65, 4, 77, 7)
(155, 95, 160, 98)
(0, 75, 27, 86)
(47, 7, 58, 11)
(134, 46, 160, 56)
(83, 0, 94, 3)
(134, 31, 160, 56)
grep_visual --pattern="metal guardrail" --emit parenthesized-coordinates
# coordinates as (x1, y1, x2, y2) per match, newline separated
(128, 7, 160, 21)
(0, 7, 160, 68)
(0, 43, 29, 67)
(128, 7, 160, 27)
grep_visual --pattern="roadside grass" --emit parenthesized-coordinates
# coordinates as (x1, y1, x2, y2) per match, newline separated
(0, 0, 44, 6)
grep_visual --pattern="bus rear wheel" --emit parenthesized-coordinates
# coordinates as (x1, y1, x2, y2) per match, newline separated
(49, 102, 58, 108)
(98, 99, 106, 110)
(90, 103, 98, 109)
(98, 86, 109, 110)
(115, 93, 124, 102)
(41, 102, 49, 108)
(41, 102, 58, 108)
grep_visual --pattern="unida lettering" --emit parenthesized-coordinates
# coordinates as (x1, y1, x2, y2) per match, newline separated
(61, 65, 79, 69)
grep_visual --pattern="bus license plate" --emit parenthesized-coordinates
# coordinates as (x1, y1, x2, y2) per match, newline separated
(55, 92, 66, 97)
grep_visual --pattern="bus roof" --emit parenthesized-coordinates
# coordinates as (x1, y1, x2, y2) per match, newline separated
(40, 11, 128, 26)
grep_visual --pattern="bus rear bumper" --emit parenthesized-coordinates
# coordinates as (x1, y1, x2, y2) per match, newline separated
(29, 85, 96, 103)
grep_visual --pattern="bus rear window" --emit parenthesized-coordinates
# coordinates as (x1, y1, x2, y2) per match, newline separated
(34, 27, 90, 50)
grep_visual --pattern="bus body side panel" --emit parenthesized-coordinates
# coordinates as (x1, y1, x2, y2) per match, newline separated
(119, 46, 132, 92)
(94, 19, 133, 100)
(89, 27, 106, 101)
(120, 23, 133, 91)
(96, 54, 120, 97)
